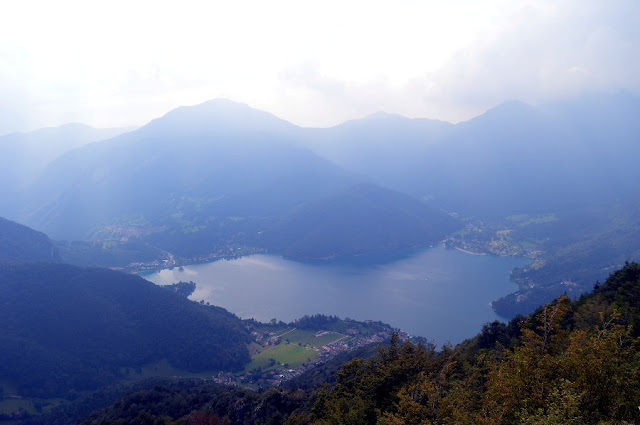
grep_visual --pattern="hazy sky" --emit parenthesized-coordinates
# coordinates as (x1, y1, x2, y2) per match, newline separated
(1, 0, 638, 134)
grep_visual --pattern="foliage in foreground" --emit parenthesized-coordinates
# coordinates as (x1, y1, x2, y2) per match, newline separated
(313, 262, 640, 424)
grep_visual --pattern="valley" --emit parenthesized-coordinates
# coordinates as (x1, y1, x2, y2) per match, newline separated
(5, 94, 634, 319)
(1, 92, 639, 424)
(3, 2, 639, 422)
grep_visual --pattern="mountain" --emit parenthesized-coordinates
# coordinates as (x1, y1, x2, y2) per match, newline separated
(18, 94, 640, 238)
(0, 214, 165, 270)
(54, 238, 167, 269)
(0, 219, 250, 401)
(19, 100, 356, 241)
(0, 123, 130, 218)
(288, 93, 640, 311)
(493, 198, 640, 317)
(138, 98, 299, 137)
(9, 95, 640, 306)
(299, 92, 640, 217)
(261, 183, 460, 260)
(14, 94, 640, 232)
(0, 216, 60, 263)
(0, 261, 250, 399)
(299, 113, 453, 191)
(417, 93, 640, 215)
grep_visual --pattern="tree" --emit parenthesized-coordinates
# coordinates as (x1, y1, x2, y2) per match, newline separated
(481, 297, 570, 423)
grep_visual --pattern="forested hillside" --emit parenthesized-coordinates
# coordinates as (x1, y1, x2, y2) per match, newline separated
(0, 262, 250, 398)
(18, 100, 354, 241)
(488, 199, 640, 317)
(0, 217, 60, 263)
(260, 183, 459, 260)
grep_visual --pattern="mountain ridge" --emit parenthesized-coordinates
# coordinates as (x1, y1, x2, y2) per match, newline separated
(0, 216, 61, 263)
(261, 183, 460, 260)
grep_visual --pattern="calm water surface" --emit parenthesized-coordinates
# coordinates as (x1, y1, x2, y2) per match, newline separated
(143, 246, 528, 345)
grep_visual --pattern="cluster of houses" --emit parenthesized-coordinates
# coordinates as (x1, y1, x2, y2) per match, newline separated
(214, 328, 409, 388)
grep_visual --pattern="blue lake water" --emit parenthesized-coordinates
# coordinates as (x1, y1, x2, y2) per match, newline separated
(142, 246, 528, 345)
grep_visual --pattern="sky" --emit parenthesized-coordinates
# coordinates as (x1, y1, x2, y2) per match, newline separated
(0, 0, 639, 134)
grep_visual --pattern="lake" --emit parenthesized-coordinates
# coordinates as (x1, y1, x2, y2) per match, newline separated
(142, 246, 528, 345)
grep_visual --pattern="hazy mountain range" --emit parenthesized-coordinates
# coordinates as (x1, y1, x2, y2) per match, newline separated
(298, 92, 640, 215)
(261, 183, 459, 260)
(1, 92, 639, 314)
(0, 124, 130, 218)
(0, 216, 61, 263)
(2, 92, 640, 423)
(10, 92, 640, 233)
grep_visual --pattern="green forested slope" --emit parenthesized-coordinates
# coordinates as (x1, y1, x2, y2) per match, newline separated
(494, 199, 640, 317)
(311, 263, 640, 424)
(0, 216, 60, 262)
(261, 183, 459, 260)
(0, 262, 250, 398)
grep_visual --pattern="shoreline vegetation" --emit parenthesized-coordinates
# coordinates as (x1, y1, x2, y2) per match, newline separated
(131, 241, 518, 277)
(127, 247, 268, 275)
(130, 242, 442, 275)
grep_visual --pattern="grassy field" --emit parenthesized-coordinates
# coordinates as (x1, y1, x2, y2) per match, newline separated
(245, 343, 318, 372)
(247, 341, 264, 356)
(244, 328, 351, 373)
(283, 329, 349, 347)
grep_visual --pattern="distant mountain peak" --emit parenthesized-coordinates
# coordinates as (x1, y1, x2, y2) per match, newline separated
(174, 98, 255, 114)
(140, 98, 298, 136)
(363, 111, 408, 120)
(462, 99, 536, 127)
(198, 98, 251, 107)
(0, 217, 61, 263)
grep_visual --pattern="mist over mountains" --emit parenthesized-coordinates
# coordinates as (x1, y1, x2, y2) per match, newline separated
(299, 92, 640, 215)
(0, 124, 130, 218)
(0, 217, 61, 263)
(17, 100, 356, 241)
(1, 92, 639, 315)
(11, 92, 640, 234)
(2, 91, 640, 423)
(261, 183, 459, 260)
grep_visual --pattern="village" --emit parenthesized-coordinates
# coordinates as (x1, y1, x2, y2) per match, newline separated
(212, 322, 409, 388)
(125, 245, 267, 273)
(443, 218, 545, 260)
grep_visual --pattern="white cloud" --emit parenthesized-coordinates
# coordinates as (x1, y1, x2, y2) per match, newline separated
(420, 0, 640, 115)
(0, 0, 638, 133)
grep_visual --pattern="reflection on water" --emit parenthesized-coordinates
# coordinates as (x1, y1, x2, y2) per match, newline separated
(143, 246, 528, 345)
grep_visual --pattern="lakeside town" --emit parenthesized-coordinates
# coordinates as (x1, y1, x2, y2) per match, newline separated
(124, 245, 267, 274)
(212, 320, 411, 388)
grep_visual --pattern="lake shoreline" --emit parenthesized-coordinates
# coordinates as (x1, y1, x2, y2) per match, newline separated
(454, 247, 488, 256)
(143, 246, 529, 344)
